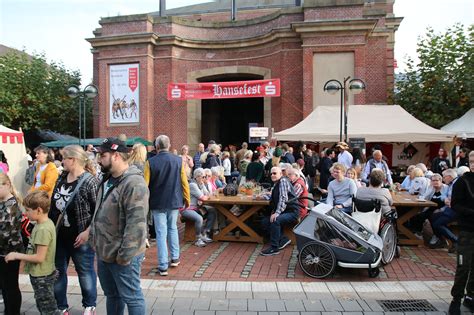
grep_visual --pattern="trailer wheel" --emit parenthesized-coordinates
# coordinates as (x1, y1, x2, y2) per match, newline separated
(298, 242, 336, 279)
(380, 223, 397, 264)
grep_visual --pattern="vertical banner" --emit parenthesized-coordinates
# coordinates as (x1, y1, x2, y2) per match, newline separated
(109, 64, 139, 124)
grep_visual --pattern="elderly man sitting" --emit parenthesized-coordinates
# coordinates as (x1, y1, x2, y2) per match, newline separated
(287, 167, 309, 218)
(260, 166, 299, 256)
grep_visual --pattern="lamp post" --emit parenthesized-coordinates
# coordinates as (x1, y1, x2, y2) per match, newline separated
(323, 77, 366, 142)
(67, 84, 98, 147)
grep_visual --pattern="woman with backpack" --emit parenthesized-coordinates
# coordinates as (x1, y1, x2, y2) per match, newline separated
(48, 145, 99, 315)
(0, 173, 24, 314)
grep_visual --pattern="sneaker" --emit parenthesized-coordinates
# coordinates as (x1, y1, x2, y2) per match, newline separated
(60, 309, 70, 315)
(429, 235, 440, 246)
(195, 239, 206, 247)
(463, 296, 474, 312)
(278, 238, 291, 250)
(83, 306, 96, 315)
(448, 299, 461, 315)
(201, 235, 213, 243)
(260, 247, 280, 256)
(170, 259, 180, 267)
(158, 268, 168, 276)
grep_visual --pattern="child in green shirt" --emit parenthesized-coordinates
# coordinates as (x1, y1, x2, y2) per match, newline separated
(5, 190, 59, 315)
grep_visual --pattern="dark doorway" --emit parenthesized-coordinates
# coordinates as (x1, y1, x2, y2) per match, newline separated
(200, 75, 264, 147)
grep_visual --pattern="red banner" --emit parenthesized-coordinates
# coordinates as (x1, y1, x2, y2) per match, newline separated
(129, 68, 138, 92)
(167, 79, 280, 100)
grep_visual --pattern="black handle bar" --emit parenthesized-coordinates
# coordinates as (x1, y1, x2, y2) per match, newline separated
(286, 196, 320, 205)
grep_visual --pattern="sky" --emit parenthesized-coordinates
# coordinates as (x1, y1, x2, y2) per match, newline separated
(1, 0, 473, 85)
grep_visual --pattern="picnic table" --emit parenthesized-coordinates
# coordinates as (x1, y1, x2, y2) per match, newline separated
(202, 194, 269, 244)
(392, 191, 437, 245)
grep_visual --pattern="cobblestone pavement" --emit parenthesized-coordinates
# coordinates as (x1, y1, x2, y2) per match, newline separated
(3, 275, 474, 314)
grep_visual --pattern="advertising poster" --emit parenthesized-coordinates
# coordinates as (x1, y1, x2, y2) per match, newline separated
(109, 64, 139, 124)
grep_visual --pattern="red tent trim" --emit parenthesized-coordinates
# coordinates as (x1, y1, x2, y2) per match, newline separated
(0, 132, 24, 144)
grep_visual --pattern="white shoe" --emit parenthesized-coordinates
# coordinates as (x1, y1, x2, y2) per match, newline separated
(201, 234, 213, 243)
(195, 239, 206, 247)
(83, 306, 96, 315)
(429, 235, 440, 245)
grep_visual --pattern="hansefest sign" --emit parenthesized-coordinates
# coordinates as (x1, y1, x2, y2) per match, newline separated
(167, 79, 280, 100)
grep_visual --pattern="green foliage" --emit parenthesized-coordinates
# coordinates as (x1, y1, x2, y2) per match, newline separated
(0, 51, 86, 135)
(395, 24, 474, 128)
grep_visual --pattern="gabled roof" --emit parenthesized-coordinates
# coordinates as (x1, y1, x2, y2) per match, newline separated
(441, 108, 474, 138)
(275, 105, 454, 143)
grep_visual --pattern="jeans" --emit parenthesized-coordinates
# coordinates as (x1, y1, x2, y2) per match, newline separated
(181, 209, 216, 237)
(0, 259, 21, 315)
(54, 239, 97, 310)
(97, 254, 146, 315)
(153, 209, 180, 270)
(431, 207, 458, 243)
(261, 211, 299, 249)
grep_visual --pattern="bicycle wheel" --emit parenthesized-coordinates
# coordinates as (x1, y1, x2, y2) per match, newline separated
(298, 242, 336, 278)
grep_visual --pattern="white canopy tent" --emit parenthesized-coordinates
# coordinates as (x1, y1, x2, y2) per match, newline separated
(0, 125, 29, 197)
(275, 105, 454, 143)
(441, 108, 474, 138)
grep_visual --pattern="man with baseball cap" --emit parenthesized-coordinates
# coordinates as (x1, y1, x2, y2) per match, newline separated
(336, 142, 353, 170)
(90, 137, 149, 314)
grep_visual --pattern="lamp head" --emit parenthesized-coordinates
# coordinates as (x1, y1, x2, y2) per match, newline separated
(323, 80, 342, 95)
(67, 85, 80, 99)
(84, 84, 99, 99)
(348, 79, 366, 95)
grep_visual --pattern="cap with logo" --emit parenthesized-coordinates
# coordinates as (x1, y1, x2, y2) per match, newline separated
(96, 137, 131, 153)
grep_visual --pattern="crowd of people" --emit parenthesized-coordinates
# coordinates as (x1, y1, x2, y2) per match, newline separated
(0, 136, 473, 315)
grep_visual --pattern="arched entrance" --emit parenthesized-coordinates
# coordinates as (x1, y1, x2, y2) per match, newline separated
(200, 74, 264, 147)
(186, 66, 272, 150)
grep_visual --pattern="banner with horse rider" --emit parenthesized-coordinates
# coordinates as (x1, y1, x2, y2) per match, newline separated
(109, 63, 139, 124)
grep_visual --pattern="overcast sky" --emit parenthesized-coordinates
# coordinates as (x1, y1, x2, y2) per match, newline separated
(1, 0, 472, 85)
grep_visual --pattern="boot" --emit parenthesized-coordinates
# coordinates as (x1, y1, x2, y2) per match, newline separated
(448, 299, 461, 315)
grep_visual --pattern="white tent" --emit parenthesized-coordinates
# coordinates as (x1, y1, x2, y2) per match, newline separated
(275, 105, 454, 143)
(441, 108, 474, 138)
(0, 125, 29, 197)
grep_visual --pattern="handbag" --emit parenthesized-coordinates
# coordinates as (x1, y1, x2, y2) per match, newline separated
(55, 173, 92, 233)
(223, 178, 238, 196)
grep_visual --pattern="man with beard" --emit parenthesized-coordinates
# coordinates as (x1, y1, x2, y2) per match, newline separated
(90, 137, 149, 315)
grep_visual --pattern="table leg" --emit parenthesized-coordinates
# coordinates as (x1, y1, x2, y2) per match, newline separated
(397, 207, 424, 246)
(213, 205, 263, 243)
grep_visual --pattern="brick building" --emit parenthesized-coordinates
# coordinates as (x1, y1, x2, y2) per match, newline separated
(88, 0, 402, 149)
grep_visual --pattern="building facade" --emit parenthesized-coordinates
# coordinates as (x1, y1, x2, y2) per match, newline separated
(88, 0, 402, 149)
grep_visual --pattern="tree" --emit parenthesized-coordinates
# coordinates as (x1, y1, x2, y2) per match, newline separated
(0, 51, 85, 135)
(395, 24, 473, 128)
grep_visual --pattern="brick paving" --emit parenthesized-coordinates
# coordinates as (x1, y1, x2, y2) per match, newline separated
(139, 239, 456, 282)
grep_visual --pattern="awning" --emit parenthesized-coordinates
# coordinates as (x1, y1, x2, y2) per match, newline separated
(42, 137, 153, 147)
(0, 125, 24, 144)
(275, 105, 454, 143)
(441, 108, 474, 138)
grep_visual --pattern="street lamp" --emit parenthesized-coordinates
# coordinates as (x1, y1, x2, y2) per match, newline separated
(67, 84, 99, 147)
(323, 77, 366, 142)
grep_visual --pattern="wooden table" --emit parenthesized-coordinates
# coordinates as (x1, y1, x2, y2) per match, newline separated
(392, 191, 437, 245)
(203, 194, 269, 243)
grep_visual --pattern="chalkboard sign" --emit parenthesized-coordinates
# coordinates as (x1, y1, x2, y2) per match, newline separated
(349, 138, 365, 150)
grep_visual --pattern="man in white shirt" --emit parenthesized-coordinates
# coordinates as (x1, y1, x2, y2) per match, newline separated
(336, 142, 353, 170)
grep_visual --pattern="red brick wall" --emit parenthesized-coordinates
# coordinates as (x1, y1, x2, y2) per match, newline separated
(91, 3, 396, 149)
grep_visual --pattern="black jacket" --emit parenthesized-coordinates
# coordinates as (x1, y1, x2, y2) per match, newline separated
(451, 172, 474, 232)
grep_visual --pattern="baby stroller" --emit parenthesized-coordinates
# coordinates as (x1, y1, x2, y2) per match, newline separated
(292, 197, 388, 279)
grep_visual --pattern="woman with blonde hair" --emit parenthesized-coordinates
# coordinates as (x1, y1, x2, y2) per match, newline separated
(346, 167, 363, 188)
(31, 145, 59, 196)
(48, 145, 98, 314)
(129, 142, 147, 172)
(180, 145, 194, 180)
(0, 173, 24, 314)
(409, 167, 430, 196)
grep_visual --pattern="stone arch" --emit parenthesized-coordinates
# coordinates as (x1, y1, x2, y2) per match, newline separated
(186, 66, 272, 149)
